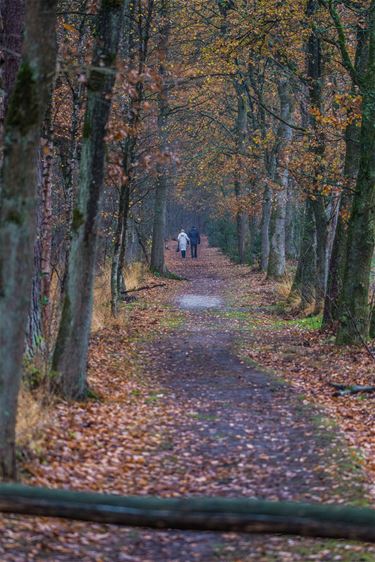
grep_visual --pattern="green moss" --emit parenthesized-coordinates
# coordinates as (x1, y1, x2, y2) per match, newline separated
(82, 118, 92, 138)
(6, 62, 39, 134)
(6, 210, 23, 225)
(72, 208, 85, 231)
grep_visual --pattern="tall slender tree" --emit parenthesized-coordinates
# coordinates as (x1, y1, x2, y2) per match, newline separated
(335, 0, 375, 344)
(0, 0, 58, 479)
(150, 0, 171, 274)
(52, 0, 125, 398)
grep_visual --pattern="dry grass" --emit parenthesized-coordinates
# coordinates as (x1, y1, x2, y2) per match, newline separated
(16, 388, 52, 452)
(275, 273, 294, 300)
(275, 272, 302, 310)
(16, 261, 147, 452)
(124, 261, 147, 291)
(91, 261, 147, 332)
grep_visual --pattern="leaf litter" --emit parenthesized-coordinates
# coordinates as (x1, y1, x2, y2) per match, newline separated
(1, 239, 375, 561)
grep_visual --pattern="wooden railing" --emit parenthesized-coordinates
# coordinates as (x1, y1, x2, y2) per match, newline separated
(0, 484, 374, 542)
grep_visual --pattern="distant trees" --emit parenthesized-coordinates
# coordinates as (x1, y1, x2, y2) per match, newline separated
(0, 0, 375, 480)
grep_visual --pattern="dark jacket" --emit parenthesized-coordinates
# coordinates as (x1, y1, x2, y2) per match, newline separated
(188, 228, 200, 245)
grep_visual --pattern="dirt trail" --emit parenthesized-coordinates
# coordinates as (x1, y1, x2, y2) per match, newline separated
(1, 240, 374, 561)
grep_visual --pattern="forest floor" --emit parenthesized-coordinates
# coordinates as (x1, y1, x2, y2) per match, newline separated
(1, 238, 375, 561)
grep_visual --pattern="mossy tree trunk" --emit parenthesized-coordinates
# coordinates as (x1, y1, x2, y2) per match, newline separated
(52, 0, 125, 398)
(336, 1, 375, 344)
(323, 120, 362, 328)
(0, 0, 58, 480)
(323, 26, 368, 330)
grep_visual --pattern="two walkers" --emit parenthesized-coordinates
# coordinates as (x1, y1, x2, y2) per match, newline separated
(177, 227, 201, 259)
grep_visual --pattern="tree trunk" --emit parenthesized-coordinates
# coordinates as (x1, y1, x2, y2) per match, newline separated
(370, 301, 375, 339)
(111, 0, 152, 313)
(336, 2, 375, 344)
(323, 26, 367, 329)
(232, 80, 250, 264)
(150, 0, 170, 274)
(40, 109, 54, 343)
(300, 199, 317, 309)
(312, 198, 328, 313)
(322, 119, 361, 328)
(52, 0, 125, 399)
(2, 484, 375, 543)
(260, 184, 272, 271)
(25, 153, 44, 357)
(285, 185, 298, 260)
(0, 0, 57, 480)
(1, 0, 25, 112)
(111, 176, 130, 316)
(267, 79, 293, 280)
(306, 0, 327, 314)
(290, 0, 325, 308)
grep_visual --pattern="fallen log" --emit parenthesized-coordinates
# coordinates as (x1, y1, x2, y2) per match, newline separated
(0, 485, 375, 542)
(330, 383, 375, 396)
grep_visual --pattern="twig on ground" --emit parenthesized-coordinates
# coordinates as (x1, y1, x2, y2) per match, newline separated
(329, 382, 375, 396)
(121, 283, 167, 295)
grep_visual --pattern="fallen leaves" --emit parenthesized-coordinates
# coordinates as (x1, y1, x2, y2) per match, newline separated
(1, 239, 375, 561)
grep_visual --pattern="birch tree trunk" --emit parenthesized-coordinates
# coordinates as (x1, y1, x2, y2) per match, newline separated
(267, 79, 293, 279)
(0, 0, 57, 479)
(52, 0, 125, 398)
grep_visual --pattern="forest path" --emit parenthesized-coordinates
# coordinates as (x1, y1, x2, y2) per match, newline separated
(118, 239, 372, 561)
(1, 239, 373, 562)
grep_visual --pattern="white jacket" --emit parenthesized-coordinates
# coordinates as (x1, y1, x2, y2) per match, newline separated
(178, 231, 190, 251)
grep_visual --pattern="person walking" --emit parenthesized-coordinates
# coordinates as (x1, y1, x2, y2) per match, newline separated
(188, 226, 201, 258)
(177, 229, 190, 258)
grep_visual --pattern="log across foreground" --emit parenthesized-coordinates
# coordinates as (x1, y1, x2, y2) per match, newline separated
(0, 485, 375, 542)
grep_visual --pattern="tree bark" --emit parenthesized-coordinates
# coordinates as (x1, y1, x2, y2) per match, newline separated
(300, 199, 317, 309)
(150, 0, 170, 273)
(111, 0, 153, 314)
(52, 0, 125, 398)
(260, 184, 272, 271)
(322, 120, 361, 328)
(1, 484, 375, 543)
(0, 0, 58, 480)
(0, 0, 25, 112)
(233, 80, 250, 264)
(323, 26, 367, 329)
(336, 1, 375, 344)
(267, 79, 293, 280)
